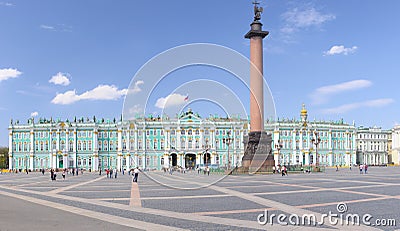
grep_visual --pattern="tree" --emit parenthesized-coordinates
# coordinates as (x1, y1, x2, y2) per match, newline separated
(0, 147, 8, 169)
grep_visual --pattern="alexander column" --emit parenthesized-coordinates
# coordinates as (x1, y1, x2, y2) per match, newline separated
(242, 1, 273, 171)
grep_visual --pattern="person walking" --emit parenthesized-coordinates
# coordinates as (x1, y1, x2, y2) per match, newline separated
(110, 168, 113, 178)
(364, 164, 368, 174)
(133, 167, 139, 182)
(359, 164, 363, 174)
(50, 169, 54, 181)
(62, 169, 66, 180)
(114, 168, 118, 179)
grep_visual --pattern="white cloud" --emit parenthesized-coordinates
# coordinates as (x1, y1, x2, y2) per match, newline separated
(155, 93, 187, 109)
(40, 24, 72, 32)
(0, 68, 22, 82)
(40, 24, 55, 30)
(30, 111, 39, 117)
(129, 104, 142, 114)
(324, 45, 358, 56)
(321, 98, 394, 114)
(310, 79, 372, 105)
(51, 85, 128, 105)
(131, 80, 144, 93)
(49, 72, 71, 86)
(281, 7, 335, 34)
(0, 2, 13, 6)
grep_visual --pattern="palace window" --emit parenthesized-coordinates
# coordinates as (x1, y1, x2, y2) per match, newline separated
(130, 139, 135, 150)
(146, 140, 150, 149)
(171, 130, 176, 135)
(110, 141, 114, 151)
(104, 141, 108, 151)
(181, 130, 185, 135)
(138, 140, 142, 150)
(69, 141, 73, 151)
(161, 130, 164, 136)
(188, 139, 193, 149)
(153, 139, 157, 149)
(99, 141, 102, 151)
(61, 141, 65, 151)
(204, 129, 209, 135)
(88, 141, 92, 151)
(188, 129, 192, 135)
(161, 139, 165, 149)
(195, 139, 199, 149)
(195, 130, 200, 135)
(52, 141, 56, 150)
(181, 138, 186, 149)
(123, 140, 127, 150)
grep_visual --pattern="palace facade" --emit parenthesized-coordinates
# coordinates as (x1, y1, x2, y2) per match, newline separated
(8, 106, 389, 171)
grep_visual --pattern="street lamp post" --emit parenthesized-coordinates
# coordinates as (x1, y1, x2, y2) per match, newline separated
(222, 131, 233, 170)
(274, 139, 283, 166)
(311, 131, 321, 166)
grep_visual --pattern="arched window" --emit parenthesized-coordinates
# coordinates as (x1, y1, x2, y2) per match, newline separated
(83, 141, 87, 151)
(40, 141, 44, 151)
(69, 141, 73, 151)
(161, 139, 165, 149)
(88, 141, 92, 151)
(153, 139, 157, 149)
(195, 130, 200, 135)
(188, 129, 192, 135)
(61, 140, 65, 151)
(99, 141, 102, 151)
(78, 141, 82, 151)
(181, 138, 186, 149)
(123, 139, 127, 150)
(130, 139, 134, 151)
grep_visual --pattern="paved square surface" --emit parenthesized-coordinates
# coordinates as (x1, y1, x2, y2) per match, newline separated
(0, 167, 399, 230)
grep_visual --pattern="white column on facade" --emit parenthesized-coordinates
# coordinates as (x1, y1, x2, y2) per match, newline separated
(165, 130, 169, 150)
(142, 156, 145, 169)
(176, 127, 181, 150)
(134, 130, 138, 151)
(63, 153, 68, 169)
(30, 130, 34, 154)
(52, 151, 57, 169)
(93, 129, 99, 171)
(117, 129, 122, 171)
(29, 154, 34, 171)
(56, 130, 60, 152)
(125, 154, 130, 170)
(8, 131, 13, 170)
(211, 129, 215, 149)
(163, 154, 168, 168)
(292, 129, 296, 164)
(73, 130, 77, 168)
(66, 130, 69, 153)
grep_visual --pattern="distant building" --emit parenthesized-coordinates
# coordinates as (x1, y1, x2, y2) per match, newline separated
(268, 104, 357, 167)
(8, 110, 247, 171)
(355, 126, 390, 165)
(390, 126, 400, 165)
(9, 105, 387, 171)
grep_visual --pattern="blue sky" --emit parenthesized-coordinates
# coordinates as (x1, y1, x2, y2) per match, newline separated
(1, 0, 400, 146)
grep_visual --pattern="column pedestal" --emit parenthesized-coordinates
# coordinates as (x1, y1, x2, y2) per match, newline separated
(242, 131, 273, 173)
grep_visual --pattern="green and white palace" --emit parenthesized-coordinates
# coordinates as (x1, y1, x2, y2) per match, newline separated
(9, 106, 388, 171)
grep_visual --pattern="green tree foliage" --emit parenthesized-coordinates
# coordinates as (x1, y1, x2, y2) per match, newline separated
(0, 147, 8, 169)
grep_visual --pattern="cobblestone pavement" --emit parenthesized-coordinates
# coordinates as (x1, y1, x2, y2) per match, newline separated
(0, 167, 399, 230)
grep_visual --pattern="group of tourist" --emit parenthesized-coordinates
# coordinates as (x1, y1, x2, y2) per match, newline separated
(359, 164, 368, 174)
(105, 168, 118, 178)
(272, 165, 288, 176)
